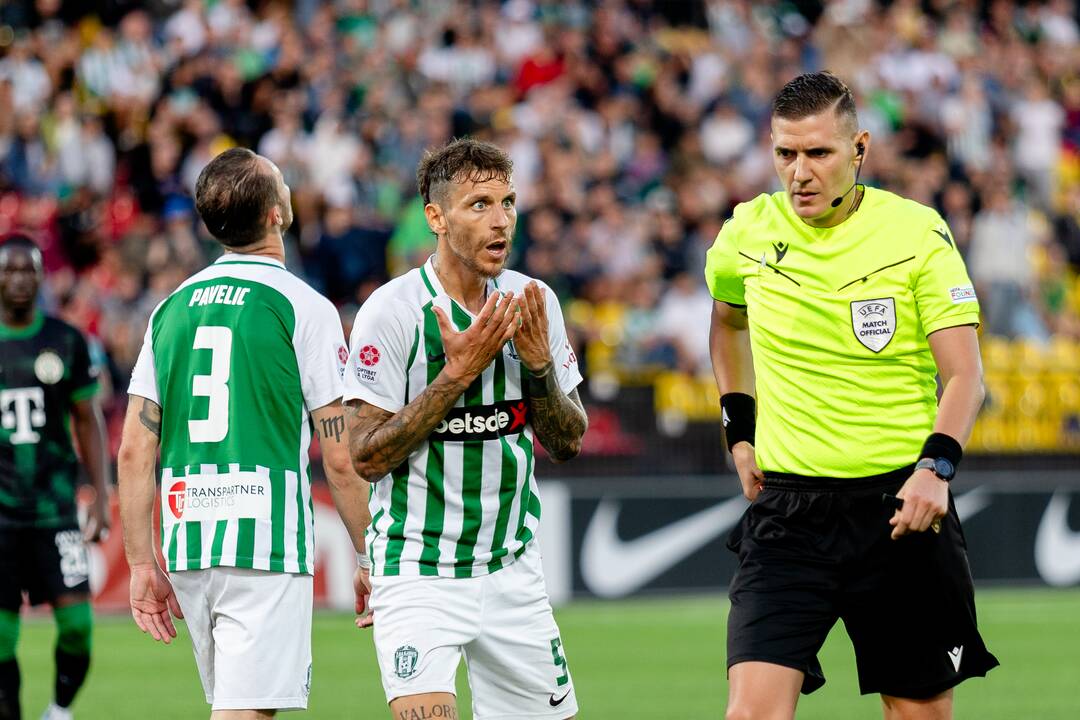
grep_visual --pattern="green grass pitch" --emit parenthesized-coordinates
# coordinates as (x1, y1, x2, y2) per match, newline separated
(13, 588, 1080, 718)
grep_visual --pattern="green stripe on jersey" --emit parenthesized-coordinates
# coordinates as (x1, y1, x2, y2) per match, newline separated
(418, 303, 447, 575)
(211, 520, 227, 565)
(512, 428, 537, 549)
(453, 302, 485, 578)
(270, 469, 285, 572)
(235, 518, 255, 569)
(295, 473, 307, 571)
(185, 522, 201, 567)
(487, 352, 519, 573)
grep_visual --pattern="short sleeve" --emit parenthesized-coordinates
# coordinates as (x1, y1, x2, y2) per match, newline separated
(704, 219, 746, 306)
(128, 311, 160, 404)
(913, 217, 981, 336)
(68, 327, 100, 402)
(542, 284, 582, 394)
(296, 296, 348, 412)
(343, 294, 410, 413)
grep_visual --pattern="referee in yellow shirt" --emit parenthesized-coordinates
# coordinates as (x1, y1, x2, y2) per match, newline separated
(707, 72, 998, 720)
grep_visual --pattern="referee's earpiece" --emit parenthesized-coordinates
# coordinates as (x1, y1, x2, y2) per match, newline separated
(832, 143, 867, 208)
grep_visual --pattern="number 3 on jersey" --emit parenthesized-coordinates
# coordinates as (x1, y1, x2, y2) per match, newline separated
(189, 325, 231, 443)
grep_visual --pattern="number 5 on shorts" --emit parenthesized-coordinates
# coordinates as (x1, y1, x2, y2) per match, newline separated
(189, 325, 232, 443)
(550, 637, 569, 687)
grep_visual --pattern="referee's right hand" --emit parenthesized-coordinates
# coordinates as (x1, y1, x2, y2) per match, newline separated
(731, 441, 765, 501)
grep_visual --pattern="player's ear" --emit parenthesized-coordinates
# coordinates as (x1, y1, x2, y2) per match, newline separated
(269, 204, 283, 228)
(424, 202, 447, 236)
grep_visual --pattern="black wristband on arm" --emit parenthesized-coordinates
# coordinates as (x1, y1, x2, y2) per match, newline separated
(720, 393, 755, 452)
(920, 432, 963, 468)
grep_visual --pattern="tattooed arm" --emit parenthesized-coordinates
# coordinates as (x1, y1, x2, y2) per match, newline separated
(526, 364, 588, 462)
(312, 401, 371, 553)
(514, 281, 588, 463)
(118, 396, 183, 643)
(118, 396, 161, 569)
(346, 373, 470, 482)
(346, 290, 520, 482)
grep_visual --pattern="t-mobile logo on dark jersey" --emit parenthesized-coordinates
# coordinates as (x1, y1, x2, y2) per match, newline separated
(431, 400, 530, 441)
(1, 387, 46, 444)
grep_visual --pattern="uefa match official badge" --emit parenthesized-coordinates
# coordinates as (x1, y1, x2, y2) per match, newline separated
(850, 298, 896, 352)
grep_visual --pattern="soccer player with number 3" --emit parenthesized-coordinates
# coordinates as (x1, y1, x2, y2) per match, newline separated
(118, 148, 372, 718)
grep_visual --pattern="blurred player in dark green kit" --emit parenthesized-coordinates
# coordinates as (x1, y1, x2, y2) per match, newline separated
(0, 236, 111, 720)
(707, 73, 998, 720)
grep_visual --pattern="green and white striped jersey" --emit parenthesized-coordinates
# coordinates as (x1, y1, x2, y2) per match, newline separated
(345, 256, 581, 578)
(128, 254, 348, 575)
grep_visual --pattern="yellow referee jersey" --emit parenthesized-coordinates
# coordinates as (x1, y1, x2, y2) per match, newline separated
(705, 188, 981, 477)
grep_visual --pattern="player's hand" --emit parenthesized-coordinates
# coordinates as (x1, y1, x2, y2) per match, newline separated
(513, 281, 552, 372)
(354, 567, 374, 629)
(732, 441, 765, 501)
(890, 468, 949, 539)
(435, 290, 518, 385)
(128, 562, 183, 644)
(83, 493, 111, 543)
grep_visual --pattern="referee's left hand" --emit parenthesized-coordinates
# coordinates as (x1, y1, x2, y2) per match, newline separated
(890, 469, 948, 539)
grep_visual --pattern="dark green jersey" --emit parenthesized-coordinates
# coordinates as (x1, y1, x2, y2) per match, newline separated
(0, 312, 99, 528)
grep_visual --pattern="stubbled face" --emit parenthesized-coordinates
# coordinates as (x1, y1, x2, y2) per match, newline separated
(0, 246, 42, 313)
(432, 175, 517, 279)
(772, 109, 866, 227)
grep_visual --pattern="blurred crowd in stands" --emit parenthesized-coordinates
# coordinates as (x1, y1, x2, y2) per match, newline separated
(2, 0, 1080, 448)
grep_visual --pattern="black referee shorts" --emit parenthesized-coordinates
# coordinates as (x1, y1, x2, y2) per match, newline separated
(726, 467, 999, 699)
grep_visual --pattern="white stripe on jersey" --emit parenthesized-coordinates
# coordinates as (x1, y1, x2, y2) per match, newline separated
(250, 465, 272, 571)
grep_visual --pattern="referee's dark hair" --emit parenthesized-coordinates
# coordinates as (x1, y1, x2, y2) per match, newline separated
(772, 71, 858, 133)
(417, 137, 513, 207)
(195, 147, 281, 248)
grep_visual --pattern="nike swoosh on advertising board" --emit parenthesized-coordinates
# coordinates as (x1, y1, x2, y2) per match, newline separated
(579, 487, 992, 599)
(1035, 491, 1080, 587)
(580, 496, 747, 598)
(954, 486, 992, 522)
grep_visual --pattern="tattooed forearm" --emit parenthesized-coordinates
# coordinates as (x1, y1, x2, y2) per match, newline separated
(527, 364, 587, 462)
(138, 398, 162, 436)
(346, 373, 468, 482)
(319, 415, 346, 443)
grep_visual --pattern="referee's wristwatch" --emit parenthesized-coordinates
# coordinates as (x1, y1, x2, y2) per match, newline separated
(915, 457, 955, 482)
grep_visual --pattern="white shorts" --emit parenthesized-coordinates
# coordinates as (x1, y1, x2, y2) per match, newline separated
(370, 543, 578, 719)
(171, 567, 313, 711)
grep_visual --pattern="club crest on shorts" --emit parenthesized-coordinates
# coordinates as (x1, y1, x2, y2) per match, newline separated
(394, 645, 419, 679)
(850, 298, 896, 352)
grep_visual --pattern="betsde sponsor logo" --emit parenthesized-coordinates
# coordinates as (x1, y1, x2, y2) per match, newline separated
(431, 400, 529, 441)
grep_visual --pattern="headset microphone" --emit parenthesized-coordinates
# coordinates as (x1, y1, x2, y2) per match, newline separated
(831, 143, 865, 208)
